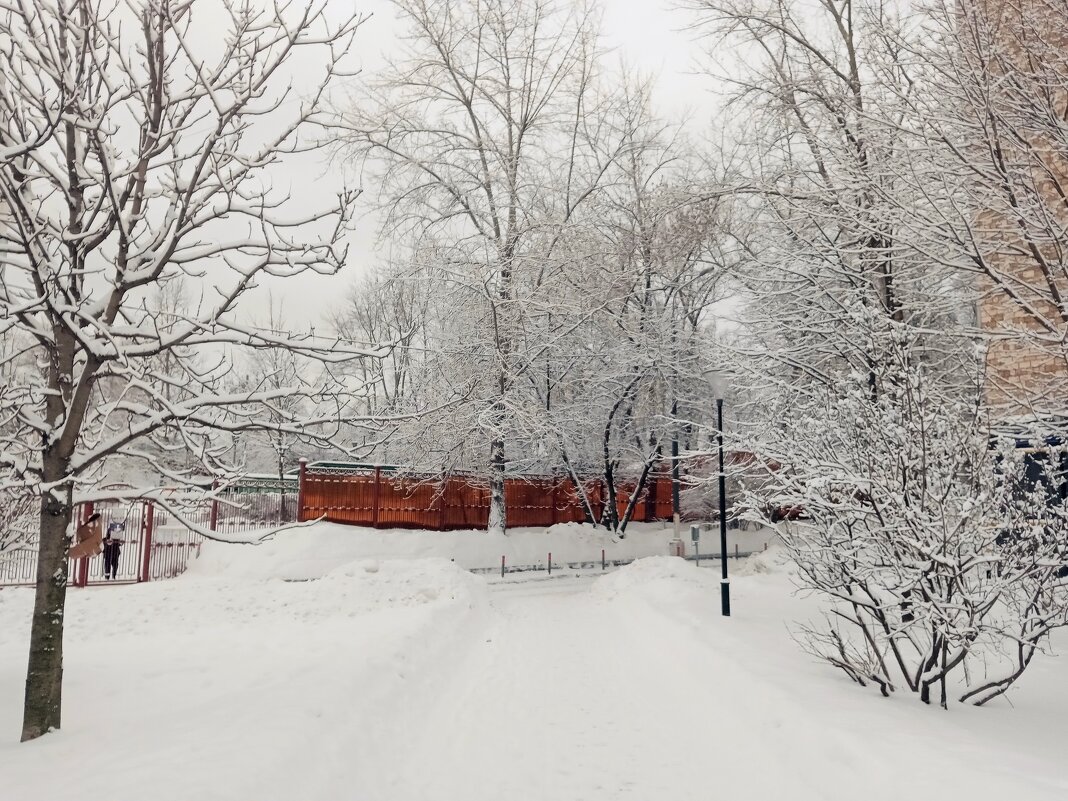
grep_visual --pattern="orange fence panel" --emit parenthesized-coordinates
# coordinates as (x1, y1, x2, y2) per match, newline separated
(298, 463, 676, 531)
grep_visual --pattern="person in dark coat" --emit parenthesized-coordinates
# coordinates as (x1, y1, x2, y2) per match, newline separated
(102, 526, 123, 580)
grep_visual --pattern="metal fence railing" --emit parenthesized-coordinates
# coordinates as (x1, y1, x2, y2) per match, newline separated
(0, 479, 299, 589)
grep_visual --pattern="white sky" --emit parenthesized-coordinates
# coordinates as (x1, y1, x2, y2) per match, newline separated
(253, 0, 719, 331)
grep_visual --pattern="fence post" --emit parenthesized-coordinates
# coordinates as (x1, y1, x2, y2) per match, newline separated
(602, 548, 605, 571)
(501, 554, 506, 578)
(548, 552, 552, 575)
(209, 478, 219, 532)
(372, 466, 381, 529)
(297, 458, 308, 523)
(139, 502, 154, 583)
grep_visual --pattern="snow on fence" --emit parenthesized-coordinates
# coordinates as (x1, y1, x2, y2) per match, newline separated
(0, 478, 299, 588)
(297, 462, 675, 530)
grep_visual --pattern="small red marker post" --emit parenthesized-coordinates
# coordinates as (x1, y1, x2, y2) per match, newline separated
(602, 548, 606, 570)
(548, 552, 552, 575)
(501, 554, 505, 578)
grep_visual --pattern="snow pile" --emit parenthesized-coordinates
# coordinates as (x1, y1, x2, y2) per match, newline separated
(190, 520, 776, 577)
(0, 556, 491, 801)
(190, 520, 779, 577)
(589, 555, 718, 603)
(734, 542, 792, 576)
(169, 557, 487, 633)
(317, 558, 485, 610)
(541, 521, 615, 541)
(0, 558, 486, 651)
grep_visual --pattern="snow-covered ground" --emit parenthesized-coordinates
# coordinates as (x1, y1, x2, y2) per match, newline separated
(190, 520, 776, 579)
(1, 523, 1066, 800)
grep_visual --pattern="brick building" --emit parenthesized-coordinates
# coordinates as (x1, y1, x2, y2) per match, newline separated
(968, 1, 1068, 419)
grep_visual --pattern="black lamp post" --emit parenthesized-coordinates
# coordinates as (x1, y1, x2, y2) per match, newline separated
(717, 398, 731, 616)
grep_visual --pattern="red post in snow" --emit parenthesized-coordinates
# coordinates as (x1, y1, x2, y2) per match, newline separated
(372, 466, 381, 529)
(209, 478, 219, 532)
(548, 552, 552, 575)
(297, 458, 308, 523)
(139, 502, 155, 583)
(501, 554, 506, 578)
(602, 548, 606, 571)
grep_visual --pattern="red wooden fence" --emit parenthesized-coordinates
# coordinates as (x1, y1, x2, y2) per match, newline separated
(298, 463, 675, 530)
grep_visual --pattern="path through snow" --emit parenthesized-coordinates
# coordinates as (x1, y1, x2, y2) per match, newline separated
(328, 574, 1066, 801)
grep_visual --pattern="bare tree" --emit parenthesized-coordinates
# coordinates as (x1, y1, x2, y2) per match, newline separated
(338, 0, 627, 533)
(531, 90, 732, 534)
(687, 0, 1068, 705)
(0, 0, 369, 740)
(237, 300, 311, 517)
(331, 267, 435, 426)
(903, 1, 1068, 415)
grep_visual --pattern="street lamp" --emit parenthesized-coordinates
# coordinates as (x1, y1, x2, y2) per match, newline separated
(717, 398, 731, 616)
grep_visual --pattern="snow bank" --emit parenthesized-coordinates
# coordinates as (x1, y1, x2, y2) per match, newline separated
(0, 558, 486, 653)
(190, 520, 779, 578)
(315, 558, 485, 610)
(0, 557, 491, 801)
(589, 555, 718, 603)
(174, 556, 488, 632)
(734, 542, 792, 576)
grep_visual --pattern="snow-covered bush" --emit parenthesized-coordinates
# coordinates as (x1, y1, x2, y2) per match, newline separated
(751, 325, 1068, 706)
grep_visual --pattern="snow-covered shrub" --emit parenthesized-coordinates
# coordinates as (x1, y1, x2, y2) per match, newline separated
(749, 325, 1068, 707)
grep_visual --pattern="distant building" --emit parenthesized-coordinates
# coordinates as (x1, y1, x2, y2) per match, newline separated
(971, 0, 1068, 420)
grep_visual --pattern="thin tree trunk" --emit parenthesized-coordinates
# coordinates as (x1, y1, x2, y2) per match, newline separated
(22, 488, 72, 741)
(617, 457, 656, 537)
(487, 436, 507, 535)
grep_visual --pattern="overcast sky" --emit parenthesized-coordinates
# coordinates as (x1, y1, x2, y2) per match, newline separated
(255, 0, 719, 331)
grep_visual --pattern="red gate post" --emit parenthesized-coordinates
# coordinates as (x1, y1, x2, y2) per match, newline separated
(209, 478, 219, 532)
(371, 466, 381, 529)
(139, 502, 155, 583)
(297, 458, 308, 523)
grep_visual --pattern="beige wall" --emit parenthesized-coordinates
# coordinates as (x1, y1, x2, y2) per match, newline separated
(970, 0, 1068, 416)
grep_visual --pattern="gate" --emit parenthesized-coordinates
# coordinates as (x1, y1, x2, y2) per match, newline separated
(0, 499, 204, 588)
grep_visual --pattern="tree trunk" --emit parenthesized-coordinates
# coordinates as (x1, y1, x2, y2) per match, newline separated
(22, 489, 73, 741)
(487, 437, 507, 535)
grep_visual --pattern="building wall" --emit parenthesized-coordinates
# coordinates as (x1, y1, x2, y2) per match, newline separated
(969, 0, 1068, 417)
